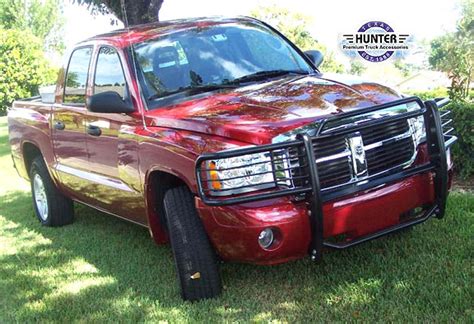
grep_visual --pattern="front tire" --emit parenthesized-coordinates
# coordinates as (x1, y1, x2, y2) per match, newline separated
(30, 156, 74, 226)
(163, 186, 222, 301)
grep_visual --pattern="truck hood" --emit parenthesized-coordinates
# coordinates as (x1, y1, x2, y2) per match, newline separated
(145, 74, 402, 145)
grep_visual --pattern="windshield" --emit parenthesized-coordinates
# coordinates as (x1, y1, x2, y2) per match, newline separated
(133, 21, 314, 109)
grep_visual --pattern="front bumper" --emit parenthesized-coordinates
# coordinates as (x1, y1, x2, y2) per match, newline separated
(195, 97, 457, 263)
(196, 171, 437, 264)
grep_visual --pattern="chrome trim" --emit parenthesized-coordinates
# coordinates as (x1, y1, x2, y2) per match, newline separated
(272, 121, 321, 144)
(54, 163, 134, 192)
(315, 150, 351, 163)
(445, 135, 458, 148)
(442, 119, 453, 128)
(364, 130, 412, 150)
(320, 101, 423, 134)
(348, 132, 368, 179)
(312, 129, 413, 164)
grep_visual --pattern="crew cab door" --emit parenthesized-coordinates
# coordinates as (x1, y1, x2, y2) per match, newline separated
(84, 46, 146, 224)
(52, 46, 92, 202)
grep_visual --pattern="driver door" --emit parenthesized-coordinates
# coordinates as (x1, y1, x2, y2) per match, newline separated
(84, 46, 146, 225)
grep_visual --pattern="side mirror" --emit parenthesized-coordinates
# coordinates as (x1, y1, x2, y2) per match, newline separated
(304, 50, 324, 68)
(87, 91, 134, 114)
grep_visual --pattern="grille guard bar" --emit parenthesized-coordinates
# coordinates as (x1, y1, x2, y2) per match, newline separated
(195, 97, 457, 261)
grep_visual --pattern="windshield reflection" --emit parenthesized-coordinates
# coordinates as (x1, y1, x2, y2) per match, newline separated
(133, 22, 313, 108)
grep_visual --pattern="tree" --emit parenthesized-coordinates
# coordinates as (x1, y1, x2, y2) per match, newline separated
(349, 60, 366, 76)
(393, 59, 418, 78)
(250, 5, 344, 73)
(0, 29, 57, 114)
(0, 0, 64, 52)
(73, 0, 164, 26)
(429, 0, 473, 101)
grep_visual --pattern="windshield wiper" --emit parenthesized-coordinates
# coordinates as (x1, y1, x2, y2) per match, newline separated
(148, 84, 238, 101)
(226, 69, 309, 85)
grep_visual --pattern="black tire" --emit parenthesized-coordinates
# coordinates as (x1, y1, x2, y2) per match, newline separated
(30, 156, 74, 226)
(163, 186, 222, 301)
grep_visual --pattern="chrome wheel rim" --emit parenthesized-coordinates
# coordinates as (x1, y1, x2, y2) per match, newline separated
(33, 174, 48, 221)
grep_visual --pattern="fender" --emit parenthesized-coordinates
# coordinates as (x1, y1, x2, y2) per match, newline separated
(21, 139, 60, 185)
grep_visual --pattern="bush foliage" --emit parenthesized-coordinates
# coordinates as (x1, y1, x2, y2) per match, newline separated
(0, 29, 57, 115)
(408, 89, 473, 178)
(448, 101, 474, 178)
(407, 88, 449, 101)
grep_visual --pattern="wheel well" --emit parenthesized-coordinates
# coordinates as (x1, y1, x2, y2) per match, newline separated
(23, 142, 42, 178)
(146, 170, 187, 244)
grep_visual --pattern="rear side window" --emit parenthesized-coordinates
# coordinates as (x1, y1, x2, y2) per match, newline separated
(64, 47, 92, 104)
(94, 47, 127, 98)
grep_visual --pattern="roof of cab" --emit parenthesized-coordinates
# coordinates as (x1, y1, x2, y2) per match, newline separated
(80, 16, 256, 48)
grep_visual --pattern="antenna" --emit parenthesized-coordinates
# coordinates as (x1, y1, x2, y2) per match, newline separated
(120, 0, 129, 28)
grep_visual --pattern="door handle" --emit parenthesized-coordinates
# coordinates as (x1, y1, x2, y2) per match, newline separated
(53, 121, 65, 130)
(87, 125, 102, 136)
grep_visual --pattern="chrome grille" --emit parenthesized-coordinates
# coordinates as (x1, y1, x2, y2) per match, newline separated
(360, 119, 410, 145)
(313, 136, 352, 188)
(303, 119, 417, 190)
(366, 136, 414, 174)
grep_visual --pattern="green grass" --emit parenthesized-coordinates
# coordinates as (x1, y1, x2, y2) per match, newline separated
(0, 115, 473, 322)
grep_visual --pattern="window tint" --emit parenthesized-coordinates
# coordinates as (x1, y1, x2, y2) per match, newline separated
(64, 47, 92, 104)
(94, 47, 126, 98)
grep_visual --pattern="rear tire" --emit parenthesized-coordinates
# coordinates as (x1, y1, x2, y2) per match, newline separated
(163, 186, 222, 301)
(30, 156, 74, 226)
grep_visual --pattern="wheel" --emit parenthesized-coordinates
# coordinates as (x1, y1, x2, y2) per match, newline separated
(30, 156, 74, 226)
(163, 186, 222, 301)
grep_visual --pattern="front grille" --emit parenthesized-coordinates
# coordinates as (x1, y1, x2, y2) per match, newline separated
(313, 136, 352, 188)
(306, 119, 416, 189)
(360, 119, 410, 145)
(366, 136, 414, 174)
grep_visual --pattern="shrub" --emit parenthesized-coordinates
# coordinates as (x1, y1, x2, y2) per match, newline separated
(407, 89, 473, 178)
(407, 88, 449, 101)
(448, 101, 474, 179)
(0, 28, 57, 115)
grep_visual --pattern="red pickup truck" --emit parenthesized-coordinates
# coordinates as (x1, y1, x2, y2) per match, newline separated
(8, 17, 456, 301)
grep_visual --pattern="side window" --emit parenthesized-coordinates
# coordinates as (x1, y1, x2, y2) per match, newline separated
(64, 47, 92, 104)
(94, 47, 126, 98)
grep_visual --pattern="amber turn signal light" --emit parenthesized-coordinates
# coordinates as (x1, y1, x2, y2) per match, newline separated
(209, 161, 222, 190)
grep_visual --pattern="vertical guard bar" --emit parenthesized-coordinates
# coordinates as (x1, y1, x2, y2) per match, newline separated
(297, 133, 324, 262)
(424, 100, 448, 218)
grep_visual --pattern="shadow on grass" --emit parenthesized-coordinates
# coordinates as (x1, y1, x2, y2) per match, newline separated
(0, 190, 472, 322)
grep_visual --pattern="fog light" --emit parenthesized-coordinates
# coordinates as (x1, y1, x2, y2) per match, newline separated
(258, 228, 274, 249)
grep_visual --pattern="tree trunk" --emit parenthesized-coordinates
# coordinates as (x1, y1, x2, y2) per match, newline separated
(103, 0, 164, 26)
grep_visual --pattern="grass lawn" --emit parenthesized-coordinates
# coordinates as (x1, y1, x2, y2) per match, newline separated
(0, 115, 473, 322)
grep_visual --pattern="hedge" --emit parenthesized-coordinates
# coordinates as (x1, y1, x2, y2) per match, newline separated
(448, 101, 474, 178)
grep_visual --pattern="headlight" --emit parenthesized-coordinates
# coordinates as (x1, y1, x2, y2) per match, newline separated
(408, 115, 426, 146)
(406, 101, 426, 147)
(207, 151, 292, 196)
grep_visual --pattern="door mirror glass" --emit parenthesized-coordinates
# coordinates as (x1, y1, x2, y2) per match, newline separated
(304, 50, 324, 68)
(87, 91, 134, 113)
